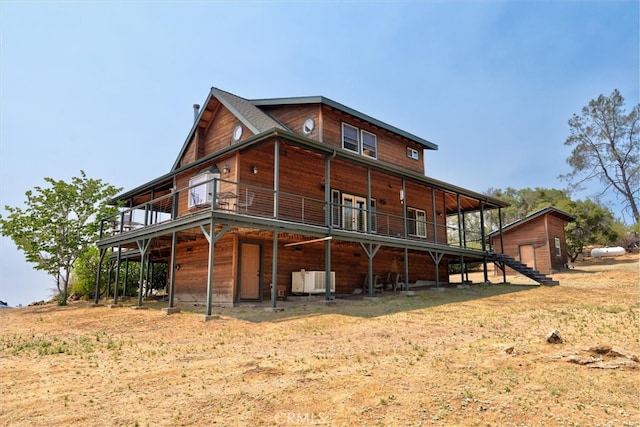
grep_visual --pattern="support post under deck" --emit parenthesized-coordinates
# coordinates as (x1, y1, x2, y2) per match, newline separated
(94, 248, 107, 305)
(113, 245, 122, 305)
(169, 232, 177, 308)
(271, 231, 278, 308)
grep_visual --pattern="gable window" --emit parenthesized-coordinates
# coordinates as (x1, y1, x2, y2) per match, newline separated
(407, 207, 427, 238)
(554, 237, 561, 257)
(341, 123, 378, 159)
(188, 171, 220, 208)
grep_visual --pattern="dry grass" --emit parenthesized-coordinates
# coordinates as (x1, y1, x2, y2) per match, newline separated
(1, 254, 638, 426)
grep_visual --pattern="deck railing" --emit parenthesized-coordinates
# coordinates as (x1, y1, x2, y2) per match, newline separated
(99, 178, 486, 251)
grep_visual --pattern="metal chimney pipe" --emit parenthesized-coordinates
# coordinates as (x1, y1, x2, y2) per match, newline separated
(193, 104, 200, 123)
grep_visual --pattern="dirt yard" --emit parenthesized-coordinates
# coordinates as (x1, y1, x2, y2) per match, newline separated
(1, 254, 638, 426)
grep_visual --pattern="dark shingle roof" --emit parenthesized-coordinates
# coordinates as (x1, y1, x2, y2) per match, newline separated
(211, 87, 287, 134)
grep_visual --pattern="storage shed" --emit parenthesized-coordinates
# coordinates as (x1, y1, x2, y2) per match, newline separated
(489, 207, 575, 275)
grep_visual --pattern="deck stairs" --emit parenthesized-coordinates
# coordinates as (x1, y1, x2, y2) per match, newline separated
(491, 253, 559, 286)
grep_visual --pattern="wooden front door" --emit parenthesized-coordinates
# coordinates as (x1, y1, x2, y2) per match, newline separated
(519, 244, 535, 269)
(239, 242, 261, 300)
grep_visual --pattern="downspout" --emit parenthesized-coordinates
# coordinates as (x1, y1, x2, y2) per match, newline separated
(325, 151, 334, 301)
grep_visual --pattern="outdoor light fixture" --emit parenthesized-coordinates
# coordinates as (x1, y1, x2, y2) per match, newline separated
(251, 165, 258, 174)
(222, 165, 231, 174)
(399, 189, 405, 204)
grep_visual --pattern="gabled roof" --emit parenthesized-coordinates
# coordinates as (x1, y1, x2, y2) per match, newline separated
(252, 95, 438, 150)
(488, 207, 576, 237)
(171, 87, 288, 171)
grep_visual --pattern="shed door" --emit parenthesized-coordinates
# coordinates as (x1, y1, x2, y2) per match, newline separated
(239, 243, 261, 300)
(519, 244, 535, 269)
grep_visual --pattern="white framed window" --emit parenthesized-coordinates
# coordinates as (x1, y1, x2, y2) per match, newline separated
(406, 147, 419, 160)
(361, 130, 377, 159)
(332, 190, 376, 232)
(341, 123, 378, 159)
(342, 123, 359, 153)
(407, 207, 427, 237)
(188, 172, 220, 208)
(554, 237, 561, 257)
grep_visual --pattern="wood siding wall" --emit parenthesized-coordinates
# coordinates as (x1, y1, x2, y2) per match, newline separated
(171, 230, 449, 304)
(320, 106, 425, 174)
(173, 234, 236, 305)
(491, 214, 569, 275)
(260, 104, 322, 142)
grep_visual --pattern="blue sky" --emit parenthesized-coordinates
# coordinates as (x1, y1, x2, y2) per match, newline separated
(1, 1, 638, 306)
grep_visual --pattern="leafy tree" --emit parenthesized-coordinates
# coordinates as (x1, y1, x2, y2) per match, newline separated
(484, 187, 573, 230)
(565, 199, 618, 261)
(72, 248, 169, 301)
(70, 246, 111, 300)
(561, 89, 639, 224)
(0, 171, 121, 305)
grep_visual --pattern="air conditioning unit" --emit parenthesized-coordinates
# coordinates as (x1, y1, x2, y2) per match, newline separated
(291, 270, 335, 294)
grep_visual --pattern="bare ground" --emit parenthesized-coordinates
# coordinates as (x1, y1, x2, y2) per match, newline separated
(1, 254, 638, 426)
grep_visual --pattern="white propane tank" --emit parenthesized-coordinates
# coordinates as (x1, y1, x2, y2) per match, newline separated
(590, 247, 626, 257)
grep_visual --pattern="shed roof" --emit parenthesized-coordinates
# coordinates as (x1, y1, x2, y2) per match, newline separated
(488, 207, 576, 237)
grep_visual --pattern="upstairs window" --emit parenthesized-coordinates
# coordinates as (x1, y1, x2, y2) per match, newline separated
(188, 171, 220, 208)
(406, 147, 419, 160)
(342, 123, 359, 152)
(361, 130, 377, 158)
(342, 123, 377, 159)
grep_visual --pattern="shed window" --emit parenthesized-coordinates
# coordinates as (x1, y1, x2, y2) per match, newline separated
(554, 237, 561, 257)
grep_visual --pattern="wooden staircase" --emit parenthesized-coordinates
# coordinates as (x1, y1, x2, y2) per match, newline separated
(491, 253, 559, 286)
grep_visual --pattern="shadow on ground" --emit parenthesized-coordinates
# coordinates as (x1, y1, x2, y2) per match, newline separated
(140, 283, 541, 323)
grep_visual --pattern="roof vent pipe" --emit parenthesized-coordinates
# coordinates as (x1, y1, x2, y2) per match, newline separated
(193, 104, 200, 123)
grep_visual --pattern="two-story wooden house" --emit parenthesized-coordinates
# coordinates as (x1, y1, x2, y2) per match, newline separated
(95, 87, 510, 314)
